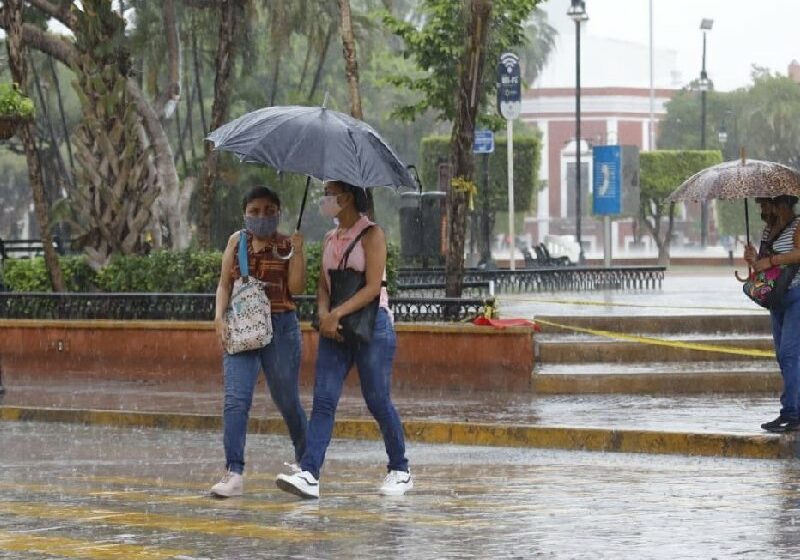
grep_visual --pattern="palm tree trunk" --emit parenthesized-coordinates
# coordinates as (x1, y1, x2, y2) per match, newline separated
(198, 0, 238, 249)
(191, 12, 208, 135)
(47, 55, 75, 178)
(445, 0, 492, 297)
(308, 21, 335, 102)
(338, 0, 375, 218)
(4, 0, 65, 291)
(338, 0, 362, 119)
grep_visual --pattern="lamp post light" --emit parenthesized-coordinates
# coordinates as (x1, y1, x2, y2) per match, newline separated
(718, 125, 728, 147)
(568, 0, 588, 263)
(699, 17, 713, 248)
(718, 109, 733, 159)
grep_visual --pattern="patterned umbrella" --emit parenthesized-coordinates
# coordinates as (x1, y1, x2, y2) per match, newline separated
(667, 154, 800, 281)
(667, 158, 800, 202)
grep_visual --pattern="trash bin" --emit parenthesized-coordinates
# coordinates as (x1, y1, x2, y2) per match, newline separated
(420, 191, 446, 258)
(399, 192, 422, 258)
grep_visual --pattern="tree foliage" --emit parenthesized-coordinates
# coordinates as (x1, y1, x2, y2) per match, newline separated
(382, 0, 546, 125)
(640, 150, 723, 262)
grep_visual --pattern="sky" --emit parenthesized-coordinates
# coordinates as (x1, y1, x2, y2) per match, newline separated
(543, 0, 800, 92)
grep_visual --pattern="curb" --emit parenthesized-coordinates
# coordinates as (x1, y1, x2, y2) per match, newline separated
(1, 405, 796, 460)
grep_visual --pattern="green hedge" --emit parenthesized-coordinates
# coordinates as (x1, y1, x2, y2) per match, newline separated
(2, 243, 399, 295)
(419, 134, 541, 213)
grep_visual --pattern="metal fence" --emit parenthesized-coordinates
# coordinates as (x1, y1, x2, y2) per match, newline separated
(0, 292, 485, 323)
(397, 266, 665, 293)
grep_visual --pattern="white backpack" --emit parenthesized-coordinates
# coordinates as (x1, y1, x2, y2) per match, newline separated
(224, 231, 273, 354)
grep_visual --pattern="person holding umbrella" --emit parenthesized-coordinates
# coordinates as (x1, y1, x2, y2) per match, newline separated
(209, 185, 308, 498)
(275, 180, 412, 499)
(206, 101, 417, 497)
(668, 153, 800, 433)
(744, 195, 800, 433)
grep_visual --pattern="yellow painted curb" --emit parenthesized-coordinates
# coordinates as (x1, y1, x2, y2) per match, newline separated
(1, 406, 794, 460)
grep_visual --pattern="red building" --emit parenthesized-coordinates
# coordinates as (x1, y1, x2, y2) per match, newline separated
(521, 86, 678, 254)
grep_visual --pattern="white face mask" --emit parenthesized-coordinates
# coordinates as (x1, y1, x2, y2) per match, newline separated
(319, 194, 342, 218)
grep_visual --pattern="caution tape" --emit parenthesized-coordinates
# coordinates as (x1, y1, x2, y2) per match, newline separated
(534, 318, 776, 358)
(507, 296, 760, 313)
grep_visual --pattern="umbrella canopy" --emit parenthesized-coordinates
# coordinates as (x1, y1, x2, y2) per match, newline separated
(667, 158, 800, 202)
(206, 105, 415, 190)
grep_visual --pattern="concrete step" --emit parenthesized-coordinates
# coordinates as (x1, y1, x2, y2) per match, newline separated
(533, 361, 780, 394)
(535, 314, 772, 335)
(536, 334, 774, 363)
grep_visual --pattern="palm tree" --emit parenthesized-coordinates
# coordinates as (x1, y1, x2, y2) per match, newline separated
(2, 0, 65, 290)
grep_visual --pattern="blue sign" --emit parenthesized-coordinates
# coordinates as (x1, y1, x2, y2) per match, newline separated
(592, 145, 622, 215)
(473, 129, 494, 154)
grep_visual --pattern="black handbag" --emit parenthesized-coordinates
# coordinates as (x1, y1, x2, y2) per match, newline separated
(315, 226, 383, 345)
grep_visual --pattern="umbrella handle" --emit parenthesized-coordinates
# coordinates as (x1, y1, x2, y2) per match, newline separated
(273, 245, 294, 261)
(734, 267, 751, 283)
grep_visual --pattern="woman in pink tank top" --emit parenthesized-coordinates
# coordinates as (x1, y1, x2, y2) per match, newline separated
(276, 180, 412, 499)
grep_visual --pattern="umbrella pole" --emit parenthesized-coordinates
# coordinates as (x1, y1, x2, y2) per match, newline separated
(296, 176, 311, 231)
(273, 176, 311, 261)
(735, 198, 751, 282)
(744, 198, 750, 247)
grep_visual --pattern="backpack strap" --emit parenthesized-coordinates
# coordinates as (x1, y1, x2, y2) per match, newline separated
(238, 230, 250, 280)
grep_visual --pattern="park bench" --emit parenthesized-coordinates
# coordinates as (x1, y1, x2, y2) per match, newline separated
(0, 237, 69, 261)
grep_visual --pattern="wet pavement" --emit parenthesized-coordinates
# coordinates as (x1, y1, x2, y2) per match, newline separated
(499, 268, 769, 317)
(0, 376, 784, 435)
(2, 421, 800, 559)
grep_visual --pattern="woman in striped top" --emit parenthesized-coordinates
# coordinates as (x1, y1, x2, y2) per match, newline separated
(746, 195, 800, 432)
(209, 186, 309, 497)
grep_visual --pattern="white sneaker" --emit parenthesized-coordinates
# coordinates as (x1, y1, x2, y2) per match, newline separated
(284, 461, 301, 473)
(275, 470, 320, 499)
(210, 470, 243, 498)
(379, 470, 413, 496)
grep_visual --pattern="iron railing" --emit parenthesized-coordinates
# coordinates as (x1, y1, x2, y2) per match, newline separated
(397, 266, 665, 293)
(0, 292, 485, 323)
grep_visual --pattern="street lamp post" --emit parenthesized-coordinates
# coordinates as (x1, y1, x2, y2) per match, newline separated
(568, 0, 588, 264)
(699, 18, 713, 248)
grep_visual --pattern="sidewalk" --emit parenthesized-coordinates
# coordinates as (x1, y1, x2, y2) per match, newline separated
(499, 267, 767, 317)
(1, 375, 794, 460)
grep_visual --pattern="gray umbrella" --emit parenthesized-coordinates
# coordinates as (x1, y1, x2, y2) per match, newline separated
(207, 105, 415, 191)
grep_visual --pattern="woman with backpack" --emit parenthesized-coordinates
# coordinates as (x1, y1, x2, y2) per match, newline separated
(210, 186, 308, 497)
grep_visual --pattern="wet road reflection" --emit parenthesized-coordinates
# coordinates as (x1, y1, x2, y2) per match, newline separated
(1, 421, 799, 558)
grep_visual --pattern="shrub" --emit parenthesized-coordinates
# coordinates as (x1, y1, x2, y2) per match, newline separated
(0, 83, 35, 119)
(2, 244, 398, 295)
(3, 255, 95, 292)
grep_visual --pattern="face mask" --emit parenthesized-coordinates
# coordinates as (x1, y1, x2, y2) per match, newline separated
(319, 194, 342, 218)
(244, 215, 279, 237)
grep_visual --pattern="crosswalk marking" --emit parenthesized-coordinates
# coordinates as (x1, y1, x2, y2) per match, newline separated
(0, 501, 338, 541)
(0, 478, 492, 529)
(0, 530, 191, 560)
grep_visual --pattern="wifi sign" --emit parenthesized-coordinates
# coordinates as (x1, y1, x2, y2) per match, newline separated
(497, 52, 521, 120)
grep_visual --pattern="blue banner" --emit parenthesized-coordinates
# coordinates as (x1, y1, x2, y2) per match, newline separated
(592, 145, 622, 216)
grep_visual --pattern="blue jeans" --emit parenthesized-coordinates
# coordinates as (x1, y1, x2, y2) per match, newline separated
(771, 287, 800, 421)
(300, 308, 408, 479)
(223, 311, 307, 474)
